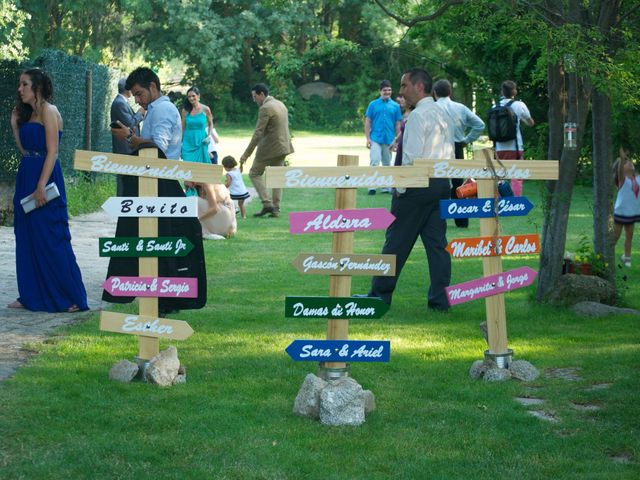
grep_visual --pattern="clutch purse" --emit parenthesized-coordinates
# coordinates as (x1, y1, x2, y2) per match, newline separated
(20, 182, 60, 213)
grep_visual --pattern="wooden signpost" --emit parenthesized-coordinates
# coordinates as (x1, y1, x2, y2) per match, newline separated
(267, 156, 409, 377)
(417, 151, 559, 366)
(74, 148, 219, 363)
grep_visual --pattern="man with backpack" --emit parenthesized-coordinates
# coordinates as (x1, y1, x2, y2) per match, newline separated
(488, 80, 535, 197)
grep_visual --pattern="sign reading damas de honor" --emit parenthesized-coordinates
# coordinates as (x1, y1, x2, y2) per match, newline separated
(285, 296, 389, 319)
(99, 237, 194, 257)
(285, 340, 391, 362)
(100, 311, 194, 340)
(292, 253, 396, 276)
(102, 196, 197, 218)
(74, 150, 222, 183)
(289, 208, 395, 234)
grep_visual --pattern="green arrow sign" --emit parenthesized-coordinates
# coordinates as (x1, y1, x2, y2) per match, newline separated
(98, 237, 194, 257)
(285, 296, 390, 319)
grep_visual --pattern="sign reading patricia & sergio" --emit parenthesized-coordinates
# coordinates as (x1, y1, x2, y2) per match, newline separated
(103, 276, 198, 298)
(285, 296, 389, 319)
(99, 237, 194, 257)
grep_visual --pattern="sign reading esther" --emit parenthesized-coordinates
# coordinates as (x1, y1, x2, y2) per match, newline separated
(285, 296, 389, 319)
(447, 234, 540, 258)
(74, 150, 222, 183)
(99, 237, 194, 257)
(100, 311, 194, 340)
(440, 197, 533, 219)
(285, 340, 391, 362)
(292, 253, 396, 276)
(102, 196, 197, 218)
(103, 276, 198, 298)
(289, 208, 395, 234)
(266, 166, 429, 189)
(445, 266, 537, 306)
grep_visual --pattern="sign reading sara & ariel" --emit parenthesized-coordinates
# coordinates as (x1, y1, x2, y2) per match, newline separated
(285, 340, 391, 362)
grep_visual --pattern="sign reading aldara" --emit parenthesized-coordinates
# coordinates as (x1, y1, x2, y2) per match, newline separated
(285, 296, 389, 319)
(99, 237, 194, 257)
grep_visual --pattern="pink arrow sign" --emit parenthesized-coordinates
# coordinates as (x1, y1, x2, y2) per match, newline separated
(446, 267, 537, 306)
(103, 276, 198, 298)
(289, 208, 395, 234)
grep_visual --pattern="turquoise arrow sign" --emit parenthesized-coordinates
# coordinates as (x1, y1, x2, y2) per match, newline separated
(285, 296, 389, 319)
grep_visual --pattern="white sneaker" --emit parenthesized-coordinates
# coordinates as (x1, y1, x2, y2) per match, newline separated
(621, 255, 631, 267)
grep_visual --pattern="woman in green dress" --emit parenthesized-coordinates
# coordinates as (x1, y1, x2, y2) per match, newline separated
(181, 86, 215, 194)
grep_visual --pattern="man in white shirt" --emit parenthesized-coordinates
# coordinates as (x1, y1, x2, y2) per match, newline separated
(433, 78, 485, 227)
(495, 80, 534, 196)
(364, 68, 454, 312)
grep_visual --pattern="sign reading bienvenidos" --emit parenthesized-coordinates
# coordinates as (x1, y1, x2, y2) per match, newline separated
(74, 150, 222, 184)
(292, 253, 396, 276)
(415, 158, 559, 180)
(100, 311, 194, 340)
(99, 237, 194, 257)
(285, 296, 389, 319)
(266, 166, 429, 189)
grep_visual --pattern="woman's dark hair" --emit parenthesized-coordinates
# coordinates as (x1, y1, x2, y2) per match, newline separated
(183, 86, 200, 113)
(15, 68, 53, 127)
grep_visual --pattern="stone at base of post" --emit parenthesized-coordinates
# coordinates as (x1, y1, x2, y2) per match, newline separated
(318, 363, 351, 380)
(484, 348, 514, 369)
(470, 352, 540, 383)
(134, 357, 150, 382)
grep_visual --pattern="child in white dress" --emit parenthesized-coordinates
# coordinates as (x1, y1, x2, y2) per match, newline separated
(222, 155, 250, 219)
(613, 148, 640, 267)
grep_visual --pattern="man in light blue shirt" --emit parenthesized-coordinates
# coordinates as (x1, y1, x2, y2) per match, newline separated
(112, 67, 182, 160)
(433, 79, 485, 228)
(364, 79, 402, 194)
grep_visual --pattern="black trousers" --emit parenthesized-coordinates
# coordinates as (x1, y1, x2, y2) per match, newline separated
(450, 142, 469, 228)
(369, 179, 451, 311)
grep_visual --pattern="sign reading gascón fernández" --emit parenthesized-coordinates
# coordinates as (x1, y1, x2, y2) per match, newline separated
(99, 237, 194, 257)
(446, 234, 540, 258)
(103, 276, 198, 298)
(102, 196, 197, 218)
(285, 340, 391, 362)
(285, 296, 389, 319)
(445, 266, 537, 306)
(289, 208, 395, 234)
(439, 197, 533, 219)
(100, 311, 194, 340)
(292, 253, 396, 276)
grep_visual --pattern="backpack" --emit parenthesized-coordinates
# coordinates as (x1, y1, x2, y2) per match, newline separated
(487, 100, 518, 142)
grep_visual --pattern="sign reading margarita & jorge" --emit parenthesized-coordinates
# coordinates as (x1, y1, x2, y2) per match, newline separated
(289, 208, 395, 234)
(285, 296, 389, 319)
(292, 253, 396, 276)
(99, 237, 194, 257)
(445, 266, 537, 306)
(102, 196, 197, 218)
(100, 311, 194, 340)
(447, 234, 540, 258)
(440, 197, 534, 219)
(103, 276, 198, 298)
(285, 339, 391, 362)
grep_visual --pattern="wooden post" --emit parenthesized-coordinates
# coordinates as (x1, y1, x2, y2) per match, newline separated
(473, 148, 508, 355)
(137, 148, 160, 360)
(325, 155, 358, 371)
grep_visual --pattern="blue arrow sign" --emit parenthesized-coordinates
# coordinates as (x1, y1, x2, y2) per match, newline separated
(285, 340, 390, 362)
(440, 197, 534, 219)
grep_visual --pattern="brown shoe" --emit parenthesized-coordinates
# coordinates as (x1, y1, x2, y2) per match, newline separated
(253, 206, 274, 217)
(269, 210, 280, 218)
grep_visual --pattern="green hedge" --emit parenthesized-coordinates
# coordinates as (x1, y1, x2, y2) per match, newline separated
(0, 49, 118, 182)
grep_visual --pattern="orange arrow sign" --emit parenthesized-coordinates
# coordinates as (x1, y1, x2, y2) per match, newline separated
(446, 234, 540, 258)
(100, 311, 194, 340)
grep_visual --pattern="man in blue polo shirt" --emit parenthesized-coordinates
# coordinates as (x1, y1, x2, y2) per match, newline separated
(364, 79, 402, 194)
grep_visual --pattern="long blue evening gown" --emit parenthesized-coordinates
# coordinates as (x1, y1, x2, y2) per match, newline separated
(12, 122, 88, 312)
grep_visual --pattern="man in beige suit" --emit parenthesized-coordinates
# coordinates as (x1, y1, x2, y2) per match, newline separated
(240, 83, 294, 218)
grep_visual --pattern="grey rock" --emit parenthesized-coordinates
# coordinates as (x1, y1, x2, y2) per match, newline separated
(572, 301, 640, 317)
(547, 274, 616, 306)
(479, 321, 488, 343)
(319, 377, 366, 426)
(145, 346, 180, 386)
(108, 359, 139, 383)
(509, 360, 540, 382)
(469, 358, 497, 380)
(293, 373, 327, 419)
(483, 367, 512, 382)
(172, 364, 187, 385)
(514, 396, 545, 406)
(363, 389, 376, 413)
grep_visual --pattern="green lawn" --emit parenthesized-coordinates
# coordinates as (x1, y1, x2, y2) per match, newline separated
(1, 175, 638, 479)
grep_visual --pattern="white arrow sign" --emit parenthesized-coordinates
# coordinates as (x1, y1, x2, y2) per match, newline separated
(101, 196, 198, 217)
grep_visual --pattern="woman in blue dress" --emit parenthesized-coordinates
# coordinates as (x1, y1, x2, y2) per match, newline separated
(181, 86, 215, 195)
(8, 68, 88, 313)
